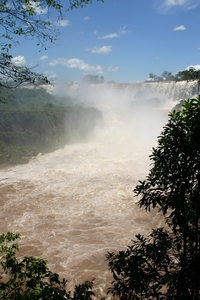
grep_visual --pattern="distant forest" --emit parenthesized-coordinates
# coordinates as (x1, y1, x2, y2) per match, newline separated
(147, 67, 200, 82)
(79, 68, 200, 85)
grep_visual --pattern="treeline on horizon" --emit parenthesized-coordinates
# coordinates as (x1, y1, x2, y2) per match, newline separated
(75, 67, 200, 85)
(147, 67, 200, 82)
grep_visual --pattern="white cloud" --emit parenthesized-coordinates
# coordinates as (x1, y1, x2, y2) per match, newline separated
(34, 5, 48, 14)
(173, 25, 186, 30)
(94, 31, 98, 35)
(108, 66, 119, 72)
(156, 0, 199, 12)
(176, 65, 200, 74)
(49, 58, 102, 72)
(45, 71, 57, 80)
(84, 16, 89, 21)
(186, 64, 200, 70)
(85, 46, 112, 54)
(98, 30, 127, 39)
(11, 56, 27, 67)
(24, 1, 48, 14)
(55, 19, 71, 27)
(166, 0, 190, 6)
(39, 55, 48, 61)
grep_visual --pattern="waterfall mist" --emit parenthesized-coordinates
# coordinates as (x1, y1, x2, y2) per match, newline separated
(0, 84, 171, 297)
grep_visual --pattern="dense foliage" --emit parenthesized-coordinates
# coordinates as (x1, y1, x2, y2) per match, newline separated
(0, 232, 94, 300)
(69, 0, 104, 9)
(148, 67, 200, 82)
(0, 87, 103, 164)
(107, 96, 200, 299)
(0, 0, 61, 89)
(1, 88, 200, 299)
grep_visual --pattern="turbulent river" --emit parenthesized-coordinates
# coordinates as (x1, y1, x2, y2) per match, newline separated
(0, 86, 175, 297)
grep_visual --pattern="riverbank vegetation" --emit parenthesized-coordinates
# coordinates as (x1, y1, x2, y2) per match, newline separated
(1, 96, 200, 299)
(107, 96, 200, 299)
(0, 232, 95, 300)
(0, 87, 103, 165)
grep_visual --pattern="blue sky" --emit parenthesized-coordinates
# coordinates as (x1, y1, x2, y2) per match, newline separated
(10, 0, 200, 84)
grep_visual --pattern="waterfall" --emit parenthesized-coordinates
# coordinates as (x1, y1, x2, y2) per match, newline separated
(0, 82, 198, 298)
(70, 80, 200, 104)
(140, 80, 200, 101)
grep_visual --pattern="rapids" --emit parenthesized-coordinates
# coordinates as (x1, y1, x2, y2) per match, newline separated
(0, 85, 175, 297)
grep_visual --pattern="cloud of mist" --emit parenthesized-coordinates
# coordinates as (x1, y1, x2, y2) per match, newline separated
(53, 83, 169, 156)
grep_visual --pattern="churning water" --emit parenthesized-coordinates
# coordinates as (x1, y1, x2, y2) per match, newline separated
(0, 85, 176, 297)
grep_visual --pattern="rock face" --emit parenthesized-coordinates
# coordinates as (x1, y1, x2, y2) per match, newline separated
(0, 106, 103, 148)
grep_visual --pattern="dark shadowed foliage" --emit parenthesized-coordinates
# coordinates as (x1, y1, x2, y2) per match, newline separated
(0, 232, 95, 300)
(107, 96, 200, 300)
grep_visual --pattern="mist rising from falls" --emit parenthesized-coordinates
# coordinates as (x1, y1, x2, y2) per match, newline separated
(0, 82, 194, 297)
(67, 80, 200, 108)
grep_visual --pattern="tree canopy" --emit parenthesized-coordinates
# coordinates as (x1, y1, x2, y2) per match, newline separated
(0, 232, 94, 299)
(0, 0, 104, 89)
(148, 67, 200, 82)
(1, 97, 200, 299)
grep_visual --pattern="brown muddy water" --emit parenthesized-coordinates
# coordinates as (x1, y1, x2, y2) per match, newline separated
(0, 88, 169, 298)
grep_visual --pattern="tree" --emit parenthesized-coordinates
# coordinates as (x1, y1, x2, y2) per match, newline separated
(161, 71, 175, 81)
(0, 0, 61, 89)
(107, 96, 200, 299)
(107, 228, 173, 300)
(147, 68, 200, 82)
(175, 67, 200, 81)
(0, 232, 95, 299)
(69, 0, 104, 9)
(147, 73, 163, 82)
(0, 0, 104, 90)
(148, 73, 157, 81)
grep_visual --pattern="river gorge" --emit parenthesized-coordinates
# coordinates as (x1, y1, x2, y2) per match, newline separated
(0, 81, 199, 298)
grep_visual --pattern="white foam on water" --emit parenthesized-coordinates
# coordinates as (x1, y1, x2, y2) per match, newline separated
(0, 83, 184, 297)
